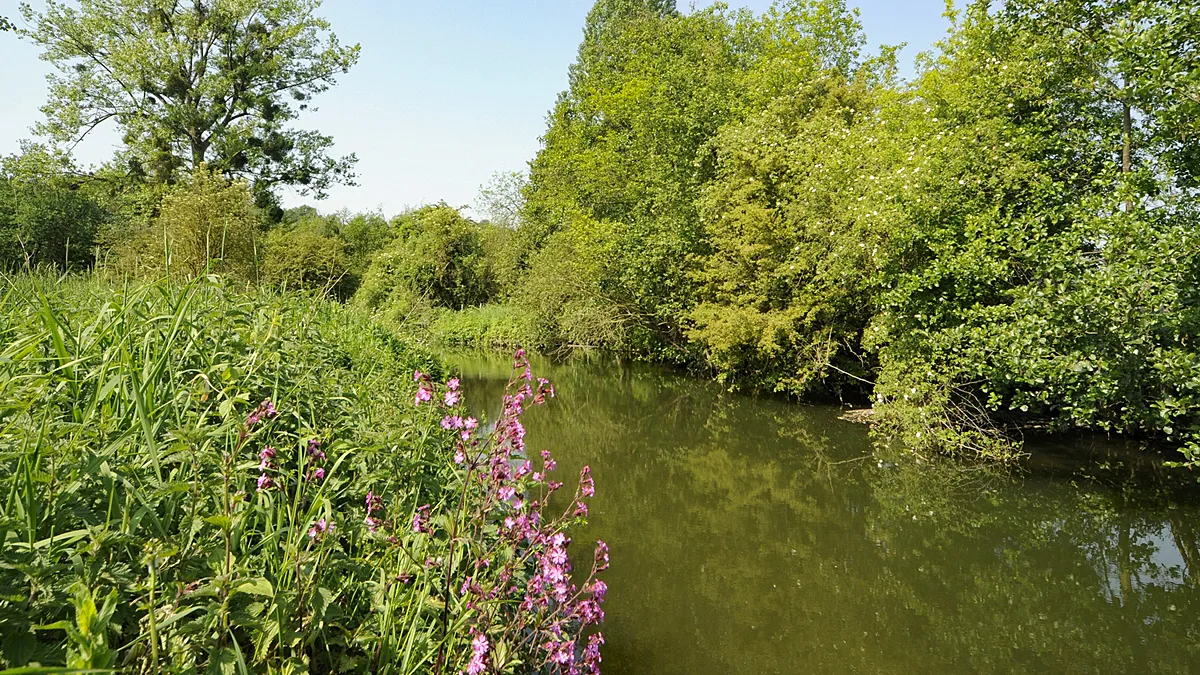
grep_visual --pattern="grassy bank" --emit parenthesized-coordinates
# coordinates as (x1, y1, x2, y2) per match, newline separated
(0, 274, 605, 673)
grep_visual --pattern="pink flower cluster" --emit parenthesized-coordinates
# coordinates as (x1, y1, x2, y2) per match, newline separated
(245, 398, 278, 427)
(257, 446, 276, 491)
(306, 439, 326, 483)
(388, 350, 606, 674)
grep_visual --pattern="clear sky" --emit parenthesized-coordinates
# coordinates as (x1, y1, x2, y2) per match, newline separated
(0, 1, 955, 217)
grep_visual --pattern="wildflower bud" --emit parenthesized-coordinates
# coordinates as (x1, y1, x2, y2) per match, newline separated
(594, 540, 610, 571)
(411, 504, 431, 533)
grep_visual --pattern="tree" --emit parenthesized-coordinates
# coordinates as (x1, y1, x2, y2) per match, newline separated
(688, 0, 888, 398)
(19, 0, 359, 200)
(474, 171, 526, 230)
(522, 1, 740, 355)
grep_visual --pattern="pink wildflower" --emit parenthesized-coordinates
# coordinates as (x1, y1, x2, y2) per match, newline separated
(308, 518, 331, 539)
(466, 630, 489, 674)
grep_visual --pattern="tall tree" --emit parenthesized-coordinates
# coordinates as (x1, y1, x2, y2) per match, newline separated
(522, 1, 739, 354)
(19, 0, 359, 200)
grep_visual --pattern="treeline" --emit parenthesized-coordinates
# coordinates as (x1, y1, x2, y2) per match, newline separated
(6, 0, 1200, 461)
(480, 0, 1200, 459)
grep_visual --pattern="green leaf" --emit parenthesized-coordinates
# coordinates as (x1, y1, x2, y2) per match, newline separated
(233, 577, 274, 598)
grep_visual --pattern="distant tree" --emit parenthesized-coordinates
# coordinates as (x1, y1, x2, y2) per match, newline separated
(475, 171, 526, 229)
(19, 0, 360, 201)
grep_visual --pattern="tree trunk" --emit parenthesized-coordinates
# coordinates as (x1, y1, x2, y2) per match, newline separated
(1122, 77, 1133, 212)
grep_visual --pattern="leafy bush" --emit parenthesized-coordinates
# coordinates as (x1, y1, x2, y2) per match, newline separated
(0, 144, 108, 270)
(262, 226, 352, 298)
(516, 224, 635, 352)
(109, 167, 261, 281)
(0, 275, 608, 672)
(427, 304, 541, 350)
(354, 205, 495, 318)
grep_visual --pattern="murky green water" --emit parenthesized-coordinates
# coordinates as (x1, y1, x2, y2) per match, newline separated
(449, 352, 1200, 674)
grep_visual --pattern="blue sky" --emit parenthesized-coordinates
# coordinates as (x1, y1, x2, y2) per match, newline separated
(0, 1, 955, 216)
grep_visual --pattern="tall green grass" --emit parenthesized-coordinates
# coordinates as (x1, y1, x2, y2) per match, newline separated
(0, 273, 462, 672)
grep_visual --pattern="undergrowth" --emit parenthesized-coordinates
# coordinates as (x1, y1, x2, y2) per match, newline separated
(0, 274, 606, 673)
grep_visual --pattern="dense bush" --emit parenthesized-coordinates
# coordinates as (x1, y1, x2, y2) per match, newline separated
(110, 167, 262, 281)
(427, 304, 541, 351)
(0, 144, 109, 270)
(0, 275, 607, 672)
(354, 205, 495, 319)
(262, 226, 352, 297)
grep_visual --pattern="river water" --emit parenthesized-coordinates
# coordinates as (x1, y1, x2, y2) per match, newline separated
(449, 352, 1200, 674)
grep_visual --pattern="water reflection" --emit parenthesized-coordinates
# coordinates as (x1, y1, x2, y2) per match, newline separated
(449, 352, 1200, 674)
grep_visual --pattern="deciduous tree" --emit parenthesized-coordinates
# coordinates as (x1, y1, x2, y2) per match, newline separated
(19, 0, 359, 200)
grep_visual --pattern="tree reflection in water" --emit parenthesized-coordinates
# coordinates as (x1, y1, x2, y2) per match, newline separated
(451, 352, 1200, 674)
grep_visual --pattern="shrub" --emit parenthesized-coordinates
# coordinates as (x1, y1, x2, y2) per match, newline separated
(262, 226, 352, 298)
(354, 205, 494, 316)
(111, 167, 261, 280)
(428, 303, 541, 350)
(0, 144, 108, 270)
(516, 224, 634, 352)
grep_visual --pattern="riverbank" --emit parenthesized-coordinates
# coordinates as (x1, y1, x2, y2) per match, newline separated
(0, 274, 604, 673)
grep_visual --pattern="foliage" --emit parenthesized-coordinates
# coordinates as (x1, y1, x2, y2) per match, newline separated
(427, 305, 542, 351)
(262, 226, 351, 298)
(497, 0, 1200, 460)
(475, 171, 527, 231)
(862, 0, 1200, 458)
(515, 223, 637, 352)
(0, 274, 606, 673)
(0, 143, 109, 270)
(688, 1, 889, 399)
(520, 0, 740, 357)
(19, 0, 360, 198)
(354, 205, 495, 319)
(111, 166, 262, 280)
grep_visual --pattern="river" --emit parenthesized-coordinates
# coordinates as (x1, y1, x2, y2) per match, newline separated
(449, 351, 1200, 674)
